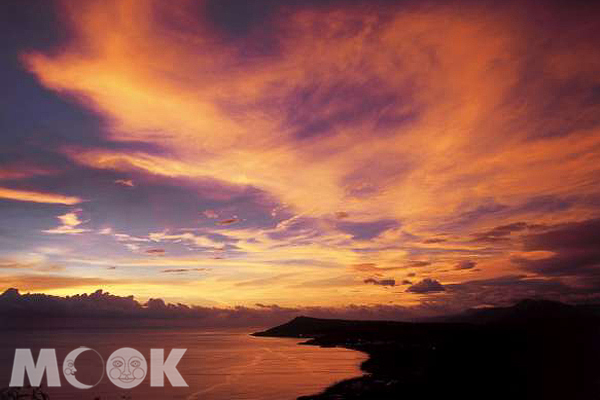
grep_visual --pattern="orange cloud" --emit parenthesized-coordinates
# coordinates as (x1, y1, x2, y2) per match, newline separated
(24, 1, 598, 224)
(15, 0, 600, 306)
(43, 211, 89, 234)
(0, 275, 115, 292)
(0, 187, 82, 205)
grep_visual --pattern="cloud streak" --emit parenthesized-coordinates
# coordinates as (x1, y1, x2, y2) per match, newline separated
(0, 187, 82, 205)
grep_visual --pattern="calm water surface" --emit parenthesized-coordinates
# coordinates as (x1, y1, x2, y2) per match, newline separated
(0, 328, 366, 400)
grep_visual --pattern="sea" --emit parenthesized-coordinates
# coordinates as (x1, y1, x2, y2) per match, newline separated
(0, 327, 366, 400)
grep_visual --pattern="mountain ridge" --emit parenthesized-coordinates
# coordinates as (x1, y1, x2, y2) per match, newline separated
(254, 298, 600, 338)
(253, 299, 600, 399)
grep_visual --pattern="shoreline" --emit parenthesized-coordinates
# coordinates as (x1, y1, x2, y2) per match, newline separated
(252, 305, 600, 400)
(295, 339, 385, 400)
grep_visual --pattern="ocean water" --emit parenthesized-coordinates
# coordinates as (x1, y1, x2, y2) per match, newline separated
(0, 328, 366, 400)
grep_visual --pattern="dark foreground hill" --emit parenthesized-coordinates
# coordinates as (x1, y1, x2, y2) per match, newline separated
(253, 300, 600, 400)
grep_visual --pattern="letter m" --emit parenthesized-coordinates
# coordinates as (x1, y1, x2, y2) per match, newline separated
(9, 349, 61, 387)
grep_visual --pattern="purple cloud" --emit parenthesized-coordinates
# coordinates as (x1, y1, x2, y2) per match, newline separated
(364, 278, 396, 287)
(407, 278, 445, 294)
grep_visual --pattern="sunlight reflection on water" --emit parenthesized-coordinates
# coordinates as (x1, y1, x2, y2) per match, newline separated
(0, 328, 366, 400)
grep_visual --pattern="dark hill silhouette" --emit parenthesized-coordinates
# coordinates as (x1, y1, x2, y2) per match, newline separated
(437, 298, 598, 324)
(253, 316, 415, 338)
(254, 299, 600, 400)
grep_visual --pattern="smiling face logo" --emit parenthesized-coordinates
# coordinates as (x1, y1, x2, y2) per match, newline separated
(107, 348, 147, 389)
(63, 360, 76, 376)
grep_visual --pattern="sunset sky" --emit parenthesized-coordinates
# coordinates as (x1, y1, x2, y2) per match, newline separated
(1, 0, 599, 312)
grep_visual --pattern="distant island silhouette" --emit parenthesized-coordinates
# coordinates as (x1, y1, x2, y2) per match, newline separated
(254, 299, 600, 400)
